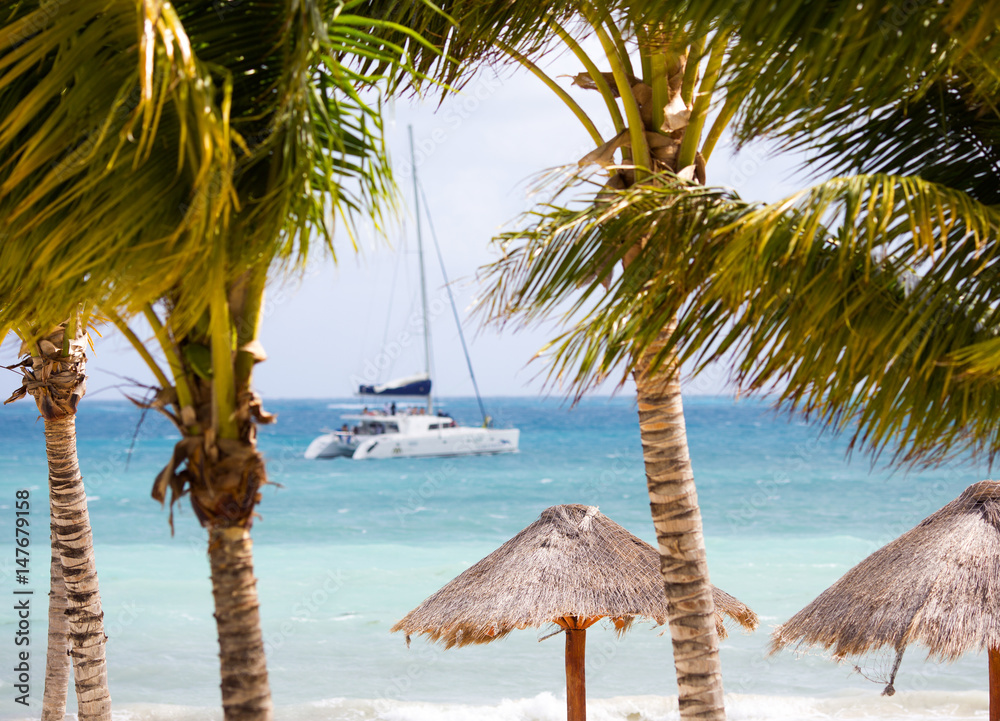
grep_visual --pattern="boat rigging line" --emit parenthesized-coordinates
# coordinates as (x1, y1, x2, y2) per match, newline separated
(408, 125, 435, 414)
(416, 175, 491, 428)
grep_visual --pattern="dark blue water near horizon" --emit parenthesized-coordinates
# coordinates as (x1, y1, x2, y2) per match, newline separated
(3, 394, 979, 545)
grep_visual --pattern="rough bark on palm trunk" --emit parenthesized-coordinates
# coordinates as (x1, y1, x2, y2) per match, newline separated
(209, 526, 272, 721)
(6, 326, 111, 721)
(45, 416, 112, 721)
(634, 327, 723, 721)
(42, 527, 71, 721)
(603, 52, 723, 718)
(152, 376, 274, 721)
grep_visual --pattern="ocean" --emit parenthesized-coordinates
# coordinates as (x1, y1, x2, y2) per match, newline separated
(0, 395, 994, 720)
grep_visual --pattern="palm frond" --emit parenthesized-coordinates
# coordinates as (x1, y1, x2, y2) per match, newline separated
(481, 170, 1000, 465)
(632, 0, 1000, 147)
(355, 0, 690, 94)
(0, 1, 400, 338)
(0, 1, 237, 334)
(478, 168, 745, 392)
(642, 175, 1000, 466)
(802, 80, 1000, 205)
(677, 247, 1000, 468)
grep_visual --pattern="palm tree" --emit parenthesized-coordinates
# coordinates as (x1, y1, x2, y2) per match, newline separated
(0, 0, 193, 713)
(0, 2, 412, 719)
(0, 8, 278, 715)
(476, 0, 1000, 471)
(100, 3, 408, 719)
(0, 2, 287, 716)
(471, 1, 1000, 716)
(5, 323, 110, 721)
(371, 3, 746, 716)
(512, 20, 740, 720)
(495, 18, 743, 721)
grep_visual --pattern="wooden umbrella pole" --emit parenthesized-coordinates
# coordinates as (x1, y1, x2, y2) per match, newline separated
(990, 647, 1000, 721)
(565, 627, 587, 721)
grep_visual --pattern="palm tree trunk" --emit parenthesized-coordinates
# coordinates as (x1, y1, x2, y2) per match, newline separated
(44, 416, 112, 721)
(145, 300, 275, 721)
(154, 432, 274, 721)
(634, 326, 724, 721)
(7, 326, 112, 721)
(208, 526, 273, 721)
(42, 527, 71, 721)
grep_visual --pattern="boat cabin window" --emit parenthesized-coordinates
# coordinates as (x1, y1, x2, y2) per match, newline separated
(361, 421, 399, 434)
(428, 423, 442, 430)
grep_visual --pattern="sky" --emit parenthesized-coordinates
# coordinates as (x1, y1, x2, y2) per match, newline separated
(3, 43, 811, 402)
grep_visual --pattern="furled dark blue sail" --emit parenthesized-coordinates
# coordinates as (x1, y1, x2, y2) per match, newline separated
(358, 374, 431, 397)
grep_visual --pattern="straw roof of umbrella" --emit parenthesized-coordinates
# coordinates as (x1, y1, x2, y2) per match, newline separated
(392, 504, 758, 647)
(771, 479, 1000, 662)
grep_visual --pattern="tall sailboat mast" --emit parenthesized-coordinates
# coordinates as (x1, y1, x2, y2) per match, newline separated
(304, 127, 521, 460)
(408, 125, 433, 414)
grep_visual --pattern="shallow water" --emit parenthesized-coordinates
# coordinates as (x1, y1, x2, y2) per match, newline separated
(0, 396, 991, 720)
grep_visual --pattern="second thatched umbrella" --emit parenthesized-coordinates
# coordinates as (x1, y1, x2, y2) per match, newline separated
(771, 480, 1000, 717)
(392, 504, 758, 721)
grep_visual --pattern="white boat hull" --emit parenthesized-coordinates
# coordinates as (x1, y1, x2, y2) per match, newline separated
(352, 427, 518, 460)
(306, 425, 519, 460)
(303, 433, 357, 459)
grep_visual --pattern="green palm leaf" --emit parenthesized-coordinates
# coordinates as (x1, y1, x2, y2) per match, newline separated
(358, 0, 582, 90)
(481, 170, 1000, 464)
(803, 80, 1000, 206)
(0, 1, 238, 334)
(0, 0, 409, 337)
(480, 171, 745, 391)
(636, 0, 1000, 147)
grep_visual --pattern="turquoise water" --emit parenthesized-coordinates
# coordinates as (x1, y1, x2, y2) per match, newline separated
(0, 395, 994, 720)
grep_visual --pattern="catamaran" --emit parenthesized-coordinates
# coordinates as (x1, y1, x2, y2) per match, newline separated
(303, 394, 519, 460)
(304, 128, 520, 461)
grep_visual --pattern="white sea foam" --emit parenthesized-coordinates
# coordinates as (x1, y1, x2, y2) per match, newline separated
(13, 692, 985, 721)
(369, 691, 984, 721)
(373, 690, 983, 720)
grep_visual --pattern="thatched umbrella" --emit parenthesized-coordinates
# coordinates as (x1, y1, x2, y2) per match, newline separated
(771, 480, 1000, 717)
(392, 504, 758, 721)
